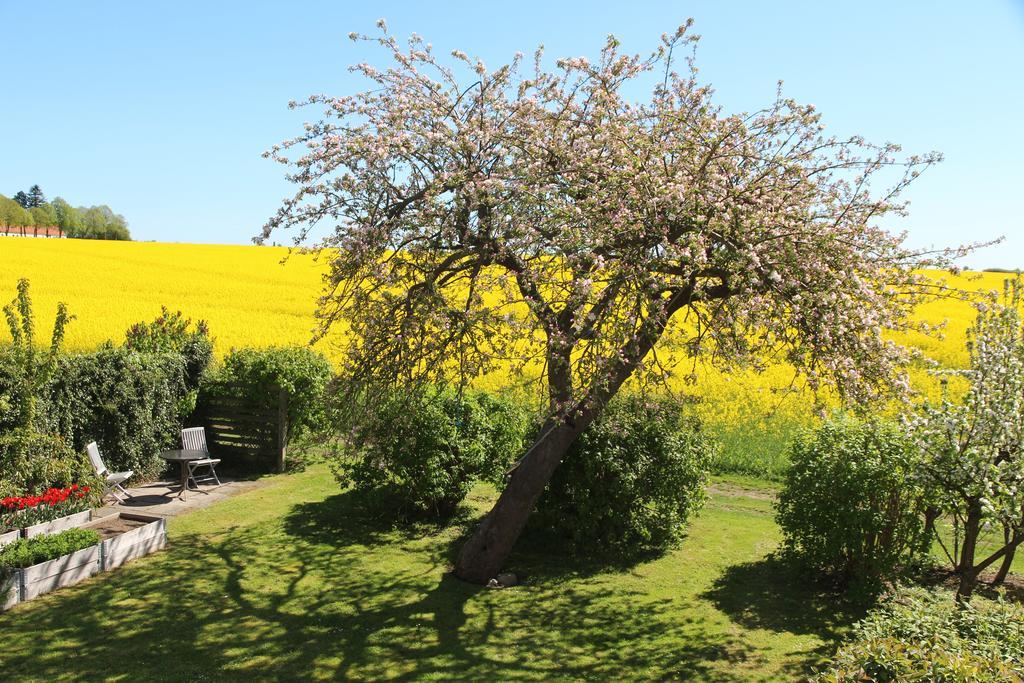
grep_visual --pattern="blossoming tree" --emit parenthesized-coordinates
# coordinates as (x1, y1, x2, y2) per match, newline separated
(911, 281, 1024, 601)
(264, 21, 960, 583)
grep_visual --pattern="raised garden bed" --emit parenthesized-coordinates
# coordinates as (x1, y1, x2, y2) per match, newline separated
(0, 529, 20, 547)
(88, 513, 168, 571)
(1, 513, 166, 611)
(20, 544, 101, 602)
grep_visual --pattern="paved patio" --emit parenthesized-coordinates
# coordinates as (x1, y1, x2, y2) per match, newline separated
(92, 476, 267, 520)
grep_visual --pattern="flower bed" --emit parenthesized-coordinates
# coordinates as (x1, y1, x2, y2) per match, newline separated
(19, 541, 102, 602)
(1, 513, 166, 611)
(0, 528, 101, 608)
(1, 485, 92, 538)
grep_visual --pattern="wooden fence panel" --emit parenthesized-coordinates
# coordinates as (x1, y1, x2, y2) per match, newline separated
(195, 388, 288, 472)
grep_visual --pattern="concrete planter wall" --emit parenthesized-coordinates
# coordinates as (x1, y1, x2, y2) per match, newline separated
(1, 513, 166, 611)
(22, 510, 93, 538)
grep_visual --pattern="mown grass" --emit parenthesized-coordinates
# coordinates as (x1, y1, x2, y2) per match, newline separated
(0, 464, 865, 681)
(709, 418, 800, 480)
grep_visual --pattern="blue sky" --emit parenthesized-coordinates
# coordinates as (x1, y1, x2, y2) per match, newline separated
(1, 1, 1022, 268)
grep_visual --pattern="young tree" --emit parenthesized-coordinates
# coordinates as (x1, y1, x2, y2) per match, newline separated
(2, 279, 73, 431)
(264, 22, 963, 583)
(911, 280, 1024, 602)
(26, 184, 45, 209)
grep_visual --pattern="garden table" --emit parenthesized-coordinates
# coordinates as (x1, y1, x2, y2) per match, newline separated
(159, 449, 209, 499)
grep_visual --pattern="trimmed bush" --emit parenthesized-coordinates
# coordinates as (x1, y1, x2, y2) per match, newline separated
(336, 387, 528, 517)
(533, 394, 714, 555)
(0, 528, 100, 571)
(776, 416, 928, 586)
(0, 430, 95, 499)
(44, 346, 193, 481)
(817, 587, 1024, 681)
(199, 346, 333, 442)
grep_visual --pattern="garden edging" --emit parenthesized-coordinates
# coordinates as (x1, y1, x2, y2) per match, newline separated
(22, 509, 92, 538)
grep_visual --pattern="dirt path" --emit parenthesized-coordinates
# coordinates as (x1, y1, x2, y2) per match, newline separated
(707, 480, 778, 502)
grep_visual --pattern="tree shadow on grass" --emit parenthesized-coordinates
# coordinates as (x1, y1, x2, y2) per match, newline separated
(506, 524, 675, 584)
(701, 554, 868, 677)
(281, 488, 479, 554)
(0, 489, 763, 681)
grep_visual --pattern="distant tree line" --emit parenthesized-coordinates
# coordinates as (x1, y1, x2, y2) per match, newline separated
(0, 184, 131, 240)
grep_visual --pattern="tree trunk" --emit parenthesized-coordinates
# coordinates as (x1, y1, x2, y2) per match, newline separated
(992, 526, 1016, 586)
(956, 499, 983, 603)
(923, 506, 941, 558)
(923, 506, 939, 540)
(453, 420, 586, 583)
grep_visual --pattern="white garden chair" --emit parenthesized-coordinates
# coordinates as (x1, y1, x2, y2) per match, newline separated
(86, 442, 134, 502)
(181, 427, 222, 489)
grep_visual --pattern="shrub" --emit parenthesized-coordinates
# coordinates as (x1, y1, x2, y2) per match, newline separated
(44, 346, 192, 481)
(776, 416, 928, 587)
(0, 430, 95, 500)
(817, 587, 1024, 681)
(532, 394, 714, 555)
(336, 387, 528, 517)
(0, 528, 101, 571)
(199, 346, 333, 442)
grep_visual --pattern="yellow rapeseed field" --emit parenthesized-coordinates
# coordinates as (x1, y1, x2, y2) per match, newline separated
(0, 236, 331, 355)
(0, 236, 1010, 475)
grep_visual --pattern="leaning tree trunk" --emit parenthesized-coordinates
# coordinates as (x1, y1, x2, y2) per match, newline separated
(453, 294, 682, 584)
(454, 420, 586, 584)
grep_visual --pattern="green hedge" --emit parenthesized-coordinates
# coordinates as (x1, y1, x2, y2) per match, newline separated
(44, 346, 193, 481)
(0, 430, 95, 498)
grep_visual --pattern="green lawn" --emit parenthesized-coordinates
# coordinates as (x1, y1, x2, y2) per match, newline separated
(0, 465, 865, 681)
